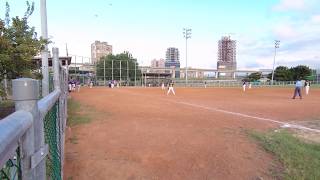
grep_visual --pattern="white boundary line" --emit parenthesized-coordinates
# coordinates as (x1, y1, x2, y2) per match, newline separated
(174, 101, 320, 133)
(117, 89, 320, 133)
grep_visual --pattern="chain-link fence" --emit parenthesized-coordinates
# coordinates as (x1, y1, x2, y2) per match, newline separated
(0, 148, 21, 180)
(164, 79, 320, 88)
(0, 48, 68, 180)
(44, 102, 61, 180)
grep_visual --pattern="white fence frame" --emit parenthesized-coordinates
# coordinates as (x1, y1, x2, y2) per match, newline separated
(0, 48, 68, 180)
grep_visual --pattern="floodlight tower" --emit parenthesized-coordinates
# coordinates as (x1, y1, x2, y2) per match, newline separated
(271, 40, 280, 85)
(40, 0, 49, 96)
(183, 28, 191, 86)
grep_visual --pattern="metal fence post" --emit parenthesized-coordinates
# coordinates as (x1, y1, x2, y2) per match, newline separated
(53, 47, 65, 179)
(13, 78, 46, 180)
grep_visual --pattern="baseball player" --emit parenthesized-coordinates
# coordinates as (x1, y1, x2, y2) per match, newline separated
(242, 81, 246, 92)
(161, 82, 165, 90)
(292, 79, 303, 99)
(167, 82, 175, 95)
(305, 80, 310, 95)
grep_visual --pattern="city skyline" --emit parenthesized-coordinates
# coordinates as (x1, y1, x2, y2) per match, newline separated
(1, 0, 320, 69)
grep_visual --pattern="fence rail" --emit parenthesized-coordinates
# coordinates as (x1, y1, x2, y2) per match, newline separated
(0, 47, 68, 180)
(93, 78, 320, 88)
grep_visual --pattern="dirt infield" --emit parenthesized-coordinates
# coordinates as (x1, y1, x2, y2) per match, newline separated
(64, 87, 320, 180)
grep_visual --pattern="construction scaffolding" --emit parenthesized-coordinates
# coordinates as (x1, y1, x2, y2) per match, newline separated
(217, 36, 237, 79)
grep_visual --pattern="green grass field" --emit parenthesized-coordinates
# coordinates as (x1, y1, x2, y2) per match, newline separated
(249, 130, 320, 179)
(67, 98, 91, 126)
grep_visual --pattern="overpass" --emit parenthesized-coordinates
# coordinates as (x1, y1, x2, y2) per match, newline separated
(140, 66, 272, 79)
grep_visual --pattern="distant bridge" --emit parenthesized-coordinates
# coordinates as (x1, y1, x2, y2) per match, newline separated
(140, 66, 272, 79)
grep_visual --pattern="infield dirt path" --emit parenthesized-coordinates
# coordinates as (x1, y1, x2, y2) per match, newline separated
(64, 87, 320, 180)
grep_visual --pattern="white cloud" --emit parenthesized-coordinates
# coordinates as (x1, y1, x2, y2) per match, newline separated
(273, 0, 306, 11)
(272, 23, 298, 40)
(311, 15, 320, 24)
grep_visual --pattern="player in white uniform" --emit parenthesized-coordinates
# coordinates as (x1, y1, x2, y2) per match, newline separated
(305, 80, 310, 95)
(167, 82, 175, 95)
(161, 82, 165, 90)
(242, 81, 246, 92)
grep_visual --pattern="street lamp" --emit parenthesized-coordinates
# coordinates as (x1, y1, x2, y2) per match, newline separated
(183, 28, 191, 86)
(271, 40, 280, 85)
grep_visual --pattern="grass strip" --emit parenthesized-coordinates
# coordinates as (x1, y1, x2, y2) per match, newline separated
(67, 98, 91, 126)
(248, 130, 320, 180)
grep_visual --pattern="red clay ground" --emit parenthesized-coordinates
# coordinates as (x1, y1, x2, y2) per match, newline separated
(64, 87, 320, 180)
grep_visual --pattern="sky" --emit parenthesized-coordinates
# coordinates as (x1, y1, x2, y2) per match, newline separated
(1, 0, 320, 70)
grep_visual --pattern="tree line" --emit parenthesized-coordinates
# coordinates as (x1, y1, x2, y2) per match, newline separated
(247, 65, 313, 82)
(96, 52, 142, 81)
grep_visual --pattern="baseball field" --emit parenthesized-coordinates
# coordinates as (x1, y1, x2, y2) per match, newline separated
(64, 87, 320, 179)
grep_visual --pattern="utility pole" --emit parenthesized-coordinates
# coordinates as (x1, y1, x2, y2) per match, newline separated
(183, 28, 192, 87)
(40, 0, 49, 96)
(271, 40, 280, 85)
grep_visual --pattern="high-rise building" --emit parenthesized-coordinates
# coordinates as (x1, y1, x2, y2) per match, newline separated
(151, 58, 165, 68)
(91, 41, 113, 64)
(151, 58, 165, 73)
(165, 47, 180, 78)
(217, 36, 236, 78)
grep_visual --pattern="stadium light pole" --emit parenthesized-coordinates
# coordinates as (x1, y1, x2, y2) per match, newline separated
(120, 60, 122, 85)
(271, 40, 280, 85)
(127, 60, 129, 86)
(104, 58, 106, 86)
(40, 0, 49, 96)
(112, 60, 114, 80)
(134, 61, 137, 86)
(183, 28, 192, 86)
(82, 56, 84, 84)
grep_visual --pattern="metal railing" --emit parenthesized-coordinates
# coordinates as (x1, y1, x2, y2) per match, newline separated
(172, 79, 320, 88)
(92, 78, 320, 88)
(0, 48, 68, 180)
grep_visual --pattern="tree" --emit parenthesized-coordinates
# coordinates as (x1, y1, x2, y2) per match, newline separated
(0, 2, 46, 80)
(248, 72, 262, 81)
(267, 66, 292, 81)
(267, 65, 312, 81)
(0, 1, 46, 98)
(96, 52, 141, 83)
(290, 65, 312, 80)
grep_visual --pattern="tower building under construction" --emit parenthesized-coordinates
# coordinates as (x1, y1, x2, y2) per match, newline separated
(217, 36, 237, 78)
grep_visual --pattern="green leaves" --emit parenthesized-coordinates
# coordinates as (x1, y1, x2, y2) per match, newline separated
(0, 1, 45, 81)
(248, 72, 262, 81)
(268, 65, 312, 81)
(96, 52, 141, 81)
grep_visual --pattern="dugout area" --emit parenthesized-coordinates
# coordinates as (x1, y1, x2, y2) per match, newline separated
(142, 72, 172, 86)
